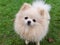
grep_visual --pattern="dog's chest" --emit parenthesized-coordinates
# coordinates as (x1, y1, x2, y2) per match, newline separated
(21, 26, 47, 41)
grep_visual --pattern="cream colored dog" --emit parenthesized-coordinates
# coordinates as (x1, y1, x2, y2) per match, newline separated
(14, 0, 51, 45)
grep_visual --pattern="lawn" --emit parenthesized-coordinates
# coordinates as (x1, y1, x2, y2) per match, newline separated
(0, 0, 60, 45)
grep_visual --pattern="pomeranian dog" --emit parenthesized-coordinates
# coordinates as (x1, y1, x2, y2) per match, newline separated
(14, 0, 51, 45)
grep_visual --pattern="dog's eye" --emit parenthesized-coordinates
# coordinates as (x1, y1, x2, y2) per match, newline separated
(33, 19, 36, 22)
(25, 17, 28, 19)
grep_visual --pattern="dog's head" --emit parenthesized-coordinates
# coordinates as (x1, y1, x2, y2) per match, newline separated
(16, 2, 51, 27)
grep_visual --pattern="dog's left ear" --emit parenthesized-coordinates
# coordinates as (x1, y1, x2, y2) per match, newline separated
(38, 4, 51, 16)
(20, 3, 31, 11)
(38, 8, 45, 16)
(39, 9, 44, 16)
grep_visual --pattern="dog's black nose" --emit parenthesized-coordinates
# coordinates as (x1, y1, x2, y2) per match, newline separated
(27, 21, 31, 25)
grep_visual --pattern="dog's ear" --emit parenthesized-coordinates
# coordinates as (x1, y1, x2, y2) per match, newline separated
(38, 8, 45, 16)
(38, 4, 51, 16)
(20, 3, 31, 11)
(39, 9, 44, 16)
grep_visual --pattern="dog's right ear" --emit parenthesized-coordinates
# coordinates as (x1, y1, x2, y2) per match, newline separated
(20, 3, 31, 11)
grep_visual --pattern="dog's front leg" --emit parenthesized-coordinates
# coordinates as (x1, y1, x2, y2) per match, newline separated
(36, 42, 40, 45)
(25, 40, 29, 45)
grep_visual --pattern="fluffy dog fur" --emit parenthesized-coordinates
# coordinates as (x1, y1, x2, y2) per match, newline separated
(14, 0, 51, 45)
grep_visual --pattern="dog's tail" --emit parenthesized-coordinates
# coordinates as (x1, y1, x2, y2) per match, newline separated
(34, 0, 46, 2)
(32, 0, 51, 12)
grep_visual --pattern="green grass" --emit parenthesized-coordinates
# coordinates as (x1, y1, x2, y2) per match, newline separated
(0, 0, 60, 45)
